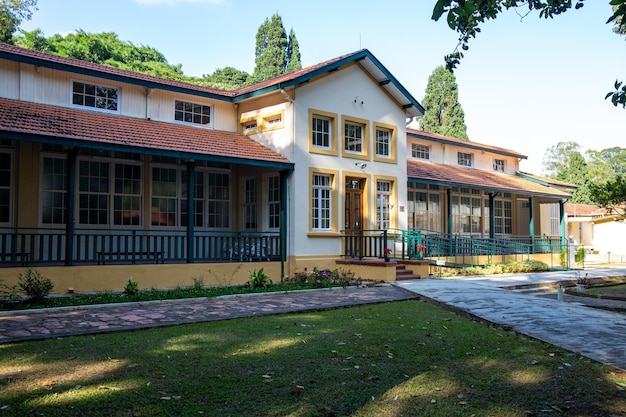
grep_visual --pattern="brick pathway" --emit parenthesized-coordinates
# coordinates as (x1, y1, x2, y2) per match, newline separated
(0, 285, 417, 344)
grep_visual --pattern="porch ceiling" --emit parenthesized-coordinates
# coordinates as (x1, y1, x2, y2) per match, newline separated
(407, 159, 571, 199)
(0, 97, 294, 170)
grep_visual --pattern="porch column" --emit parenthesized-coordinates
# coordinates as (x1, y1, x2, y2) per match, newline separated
(186, 161, 195, 263)
(488, 193, 495, 240)
(280, 170, 289, 281)
(528, 196, 535, 251)
(446, 188, 452, 236)
(64, 148, 78, 266)
(559, 200, 566, 244)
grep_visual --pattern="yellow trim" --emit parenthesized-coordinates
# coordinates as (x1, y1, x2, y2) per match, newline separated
(239, 115, 259, 135)
(372, 121, 397, 164)
(373, 174, 398, 229)
(261, 110, 285, 132)
(308, 109, 339, 156)
(308, 167, 339, 233)
(341, 115, 370, 161)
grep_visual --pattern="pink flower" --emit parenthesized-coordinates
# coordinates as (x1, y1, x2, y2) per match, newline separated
(384, 248, 392, 254)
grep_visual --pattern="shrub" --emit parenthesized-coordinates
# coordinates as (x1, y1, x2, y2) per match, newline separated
(248, 268, 272, 289)
(575, 247, 586, 266)
(192, 276, 205, 290)
(18, 268, 54, 302)
(0, 279, 20, 303)
(123, 277, 139, 298)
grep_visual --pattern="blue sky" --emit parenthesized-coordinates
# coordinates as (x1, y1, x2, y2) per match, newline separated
(20, 0, 626, 174)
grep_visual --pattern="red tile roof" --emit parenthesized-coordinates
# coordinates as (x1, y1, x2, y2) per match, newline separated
(0, 97, 292, 167)
(407, 128, 527, 159)
(407, 159, 570, 198)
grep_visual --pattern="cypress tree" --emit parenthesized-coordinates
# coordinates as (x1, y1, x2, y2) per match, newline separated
(418, 66, 469, 140)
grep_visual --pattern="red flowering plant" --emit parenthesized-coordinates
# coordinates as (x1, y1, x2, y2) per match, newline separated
(383, 248, 392, 255)
(416, 244, 426, 259)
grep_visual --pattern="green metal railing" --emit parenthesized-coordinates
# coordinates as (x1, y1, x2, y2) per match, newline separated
(341, 228, 564, 267)
(0, 227, 281, 266)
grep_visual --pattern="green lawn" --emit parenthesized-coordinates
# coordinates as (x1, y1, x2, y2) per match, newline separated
(1, 300, 624, 417)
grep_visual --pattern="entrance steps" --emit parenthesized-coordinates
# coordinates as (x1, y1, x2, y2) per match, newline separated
(395, 264, 421, 281)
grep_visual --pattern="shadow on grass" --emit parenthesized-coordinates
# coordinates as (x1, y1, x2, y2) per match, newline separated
(1, 300, 625, 416)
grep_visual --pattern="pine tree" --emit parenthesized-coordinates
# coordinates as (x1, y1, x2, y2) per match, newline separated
(252, 14, 301, 83)
(285, 28, 301, 73)
(418, 66, 468, 140)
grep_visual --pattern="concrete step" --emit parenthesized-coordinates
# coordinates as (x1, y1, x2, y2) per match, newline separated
(512, 286, 556, 295)
(395, 265, 421, 281)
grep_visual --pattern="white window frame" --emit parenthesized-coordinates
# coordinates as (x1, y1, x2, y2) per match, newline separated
(312, 115, 332, 149)
(71, 80, 120, 114)
(267, 174, 280, 231)
(41, 154, 67, 226)
(550, 203, 560, 236)
(412, 143, 430, 160)
(407, 183, 441, 231)
(344, 121, 364, 154)
(151, 165, 179, 227)
(376, 180, 392, 229)
(312, 174, 332, 231)
(174, 100, 213, 128)
(375, 127, 391, 158)
(494, 196, 513, 236)
(458, 152, 473, 167)
(493, 158, 505, 172)
(206, 170, 231, 229)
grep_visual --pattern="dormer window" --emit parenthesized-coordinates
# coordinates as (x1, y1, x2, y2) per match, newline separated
(493, 158, 505, 172)
(72, 81, 119, 113)
(174, 100, 212, 127)
(458, 152, 473, 167)
(412, 143, 430, 160)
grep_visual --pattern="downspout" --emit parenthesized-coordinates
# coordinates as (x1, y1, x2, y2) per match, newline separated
(146, 88, 154, 120)
(280, 87, 295, 280)
(529, 196, 535, 253)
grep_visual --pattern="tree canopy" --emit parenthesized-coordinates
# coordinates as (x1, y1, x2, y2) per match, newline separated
(431, 0, 626, 108)
(542, 141, 626, 211)
(15, 29, 251, 89)
(252, 13, 301, 83)
(0, 0, 37, 43)
(418, 66, 469, 140)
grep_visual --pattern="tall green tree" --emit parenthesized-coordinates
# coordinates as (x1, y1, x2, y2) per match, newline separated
(252, 13, 301, 82)
(585, 146, 626, 183)
(431, 0, 626, 108)
(590, 174, 626, 216)
(559, 151, 594, 204)
(541, 141, 581, 178)
(418, 66, 468, 140)
(0, 0, 37, 43)
(285, 28, 301, 73)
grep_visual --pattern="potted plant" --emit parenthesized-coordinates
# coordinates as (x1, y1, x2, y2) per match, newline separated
(416, 243, 426, 260)
(383, 248, 392, 262)
(575, 272, 590, 292)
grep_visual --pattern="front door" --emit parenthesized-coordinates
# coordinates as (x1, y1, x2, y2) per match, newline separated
(345, 178, 364, 257)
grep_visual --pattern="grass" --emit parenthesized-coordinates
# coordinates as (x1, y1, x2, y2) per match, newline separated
(585, 283, 626, 299)
(0, 300, 625, 416)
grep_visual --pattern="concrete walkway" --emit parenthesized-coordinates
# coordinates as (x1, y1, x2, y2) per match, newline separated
(1, 266, 626, 372)
(394, 266, 626, 371)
